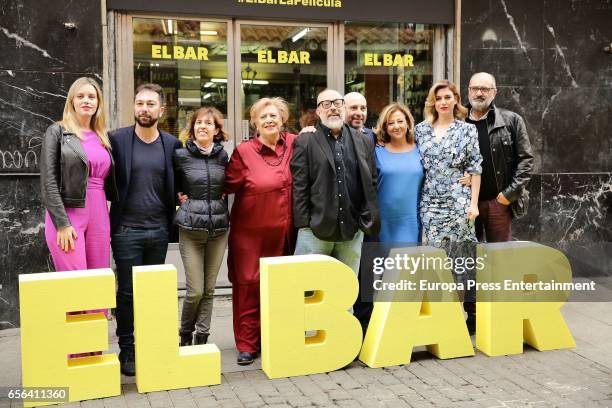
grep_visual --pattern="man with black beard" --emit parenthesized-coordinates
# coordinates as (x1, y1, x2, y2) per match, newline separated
(109, 83, 182, 376)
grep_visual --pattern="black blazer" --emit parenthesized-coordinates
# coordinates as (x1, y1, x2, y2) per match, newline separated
(290, 123, 380, 240)
(109, 125, 182, 234)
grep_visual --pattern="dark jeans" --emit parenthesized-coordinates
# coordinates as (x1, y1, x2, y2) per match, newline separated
(353, 234, 379, 337)
(475, 198, 512, 242)
(112, 225, 169, 350)
(466, 198, 512, 315)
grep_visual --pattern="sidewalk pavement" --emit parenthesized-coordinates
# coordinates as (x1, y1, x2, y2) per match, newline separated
(1, 298, 611, 407)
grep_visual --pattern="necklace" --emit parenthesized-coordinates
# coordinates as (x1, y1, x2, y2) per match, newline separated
(259, 139, 286, 167)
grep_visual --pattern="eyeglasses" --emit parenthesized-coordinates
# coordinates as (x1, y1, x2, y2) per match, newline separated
(468, 86, 494, 93)
(318, 99, 344, 109)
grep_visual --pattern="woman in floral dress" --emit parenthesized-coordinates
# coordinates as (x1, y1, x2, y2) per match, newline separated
(414, 80, 482, 288)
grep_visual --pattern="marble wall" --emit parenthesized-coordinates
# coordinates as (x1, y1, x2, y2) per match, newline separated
(461, 0, 612, 277)
(0, 0, 103, 328)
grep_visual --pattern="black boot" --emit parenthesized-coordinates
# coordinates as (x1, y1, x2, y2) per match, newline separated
(464, 302, 476, 335)
(466, 313, 476, 336)
(180, 332, 193, 346)
(237, 351, 257, 366)
(193, 333, 209, 345)
(119, 348, 135, 376)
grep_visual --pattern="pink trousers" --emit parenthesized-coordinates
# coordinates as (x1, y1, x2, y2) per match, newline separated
(45, 177, 110, 357)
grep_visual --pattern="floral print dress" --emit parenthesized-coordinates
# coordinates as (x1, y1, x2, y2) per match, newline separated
(414, 120, 482, 246)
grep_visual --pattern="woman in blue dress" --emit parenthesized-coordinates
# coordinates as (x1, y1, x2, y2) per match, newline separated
(414, 80, 482, 295)
(374, 103, 424, 243)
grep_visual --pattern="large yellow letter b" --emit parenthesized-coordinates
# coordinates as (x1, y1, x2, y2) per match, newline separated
(260, 255, 362, 378)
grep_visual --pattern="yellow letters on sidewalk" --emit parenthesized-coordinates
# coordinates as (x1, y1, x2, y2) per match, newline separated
(260, 255, 363, 378)
(360, 247, 474, 367)
(19, 269, 119, 407)
(17, 241, 579, 402)
(133, 264, 220, 392)
(476, 242, 576, 356)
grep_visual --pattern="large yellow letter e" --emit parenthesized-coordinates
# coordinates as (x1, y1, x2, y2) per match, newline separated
(19, 269, 119, 407)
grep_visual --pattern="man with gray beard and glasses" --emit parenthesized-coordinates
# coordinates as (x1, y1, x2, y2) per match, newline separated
(465, 72, 533, 242)
(463, 72, 533, 334)
(290, 89, 380, 281)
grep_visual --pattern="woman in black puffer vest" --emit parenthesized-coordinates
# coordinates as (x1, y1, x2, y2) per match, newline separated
(173, 106, 229, 346)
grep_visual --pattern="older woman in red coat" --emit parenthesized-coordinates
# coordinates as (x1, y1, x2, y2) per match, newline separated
(224, 97, 296, 365)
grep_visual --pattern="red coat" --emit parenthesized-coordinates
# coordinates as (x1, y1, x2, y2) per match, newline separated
(224, 133, 297, 284)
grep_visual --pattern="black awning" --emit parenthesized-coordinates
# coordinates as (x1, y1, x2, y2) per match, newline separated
(107, 0, 454, 25)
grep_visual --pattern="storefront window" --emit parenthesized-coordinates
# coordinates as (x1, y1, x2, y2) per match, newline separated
(344, 22, 434, 125)
(133, 18, 229, 139)
(239, 24, 328, 137)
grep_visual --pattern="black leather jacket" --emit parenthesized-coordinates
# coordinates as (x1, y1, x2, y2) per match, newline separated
(469, 104, 534, 202)
(173, 140, 229, 234)
(40, 123, 118, 229)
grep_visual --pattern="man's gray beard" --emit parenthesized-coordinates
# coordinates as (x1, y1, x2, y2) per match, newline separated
(322, 117, 343, 130)
(469, 99, 491, 112)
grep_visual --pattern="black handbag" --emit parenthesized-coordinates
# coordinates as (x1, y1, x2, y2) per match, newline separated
(511, 188, 530, 219)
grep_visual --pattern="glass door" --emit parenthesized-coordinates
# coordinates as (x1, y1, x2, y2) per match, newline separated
(235, 21, 332, 139)
(344, 22, 435, 124)
(132, 16, 232, 142)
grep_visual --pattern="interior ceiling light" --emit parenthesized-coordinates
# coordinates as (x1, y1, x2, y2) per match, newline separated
(291, 28, 310, 43)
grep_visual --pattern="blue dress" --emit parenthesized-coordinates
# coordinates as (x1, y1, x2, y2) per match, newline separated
(375, 145, 424, 243)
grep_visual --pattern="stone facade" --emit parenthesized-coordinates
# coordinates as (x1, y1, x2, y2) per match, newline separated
(461, 0, 611, 277)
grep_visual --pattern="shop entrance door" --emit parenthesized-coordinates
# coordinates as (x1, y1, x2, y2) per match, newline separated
(234, 21, 334, 139)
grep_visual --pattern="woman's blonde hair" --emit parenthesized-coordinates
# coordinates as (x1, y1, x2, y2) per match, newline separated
(423, 80, 468, 124)
(60, 77, 110, 148)
(375, 103, 415, 144)
(249, 97, 289, 128)
(186, 106, 229, 143)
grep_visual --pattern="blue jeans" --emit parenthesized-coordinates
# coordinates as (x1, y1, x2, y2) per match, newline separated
(294, 228, 364, 276)
(111, 225, 169, 350)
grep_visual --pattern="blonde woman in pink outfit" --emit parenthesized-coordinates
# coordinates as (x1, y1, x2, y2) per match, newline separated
(40, 77, 118, 357)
